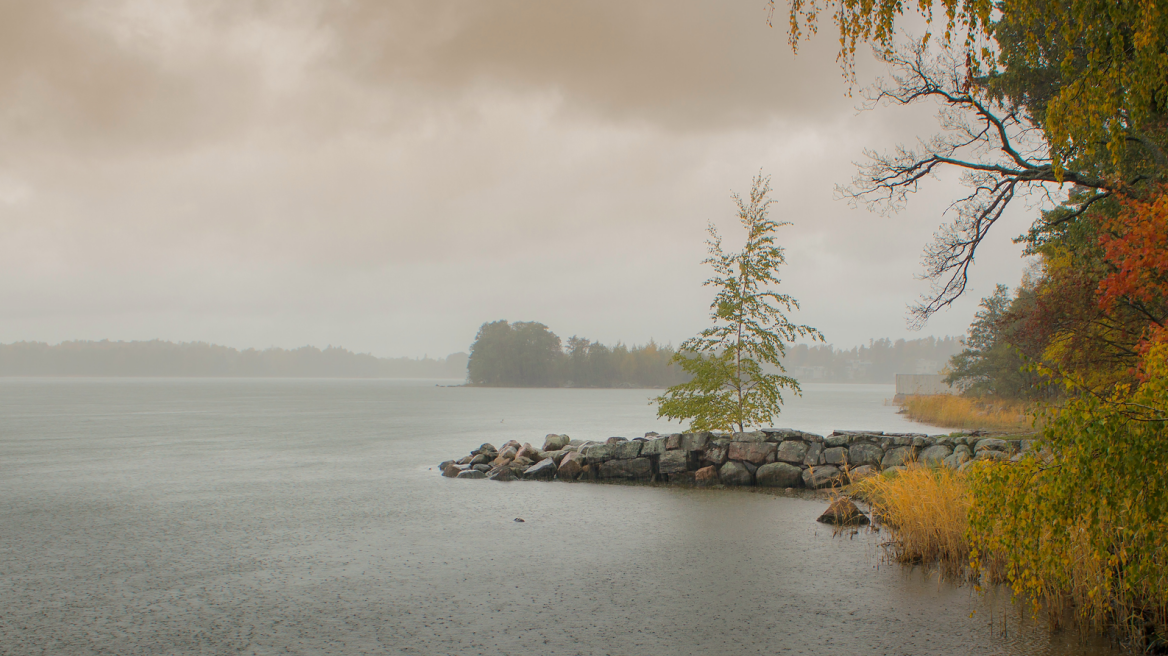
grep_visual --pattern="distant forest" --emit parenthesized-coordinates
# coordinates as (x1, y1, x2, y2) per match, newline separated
(466, 320, 962, 387)
(0, 341, 468, 378)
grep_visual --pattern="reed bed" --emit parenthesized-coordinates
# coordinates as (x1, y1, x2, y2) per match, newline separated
(849, 464, 976, 580)
(898, 394, 1034, 431)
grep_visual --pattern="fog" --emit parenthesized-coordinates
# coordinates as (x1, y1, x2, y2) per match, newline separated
(0, 1, 1037, 358)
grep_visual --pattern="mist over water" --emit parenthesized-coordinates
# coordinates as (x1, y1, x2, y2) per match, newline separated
(0, 380, 1119, 655)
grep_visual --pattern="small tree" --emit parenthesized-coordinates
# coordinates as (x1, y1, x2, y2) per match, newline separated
(655, 173, 823, 432)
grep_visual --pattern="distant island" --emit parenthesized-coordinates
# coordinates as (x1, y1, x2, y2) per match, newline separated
(0, 340, 468, 378)
(466, 320, 962, 388)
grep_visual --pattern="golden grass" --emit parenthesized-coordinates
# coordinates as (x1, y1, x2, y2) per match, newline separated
(849, 464, 975, 579)
(898, 394, 1035, 431)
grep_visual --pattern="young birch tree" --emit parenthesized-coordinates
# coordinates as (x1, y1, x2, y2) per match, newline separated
(655, 173, 823, 432)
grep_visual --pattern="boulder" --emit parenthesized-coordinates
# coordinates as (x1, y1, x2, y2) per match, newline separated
(974, 450, 1011, 463)
(822, 447, 849, 466)
(580, 443, 610, 464)
(579, 463, 598, 481)
(847, 464, 878, 482)
(438, 459, 453, 471)
(816, 497, 870, 526)
(912, 435, 934, 448)
(942, 448, 971, 470)
(728, 441, 777, 464)
(719, 461, 754, 486)
(476, 443, 498, 456)
(802, 465, 843, 489)
(486, 466, 515, 482)
(456, 469, 486, 479)
(472, 464, 491, 472)
(776, 440, 809, 464)
(671, 471, 697, 485)
(761, 428, 803, 442)
(694, 465, 719, 485)
(556, 457, 582, 481)
(681, 432, 711, 452)
(498, 446, 519, 461)
(605, 436, 628, 445)
(457, 455, 473, 465)
(611, 440, 643, 460)
(702, 444, 728, 466)
(755, 462, 803, 488)
(640, 437, 667, 457)
(512, 455, 534, 469)
(502, 439, 522, 450)
(523, 458, 557, 480)
(919, 444, 953, 466)
(442, 463, 463, 478)
(658, 450, 689, 475)
(881, 446, 915, 469)
(731, 431, 768, 443)
(803, 442, 824, 466)
(845, 441, 878, 466)
(665, 433, 683, 450)
(543, 434, 570, 451)
(975, 438, 1011, 453)
(491, 455, 513, 468)
(545, 449, 570, 465)
(599, 458, 653, 480)
(516, 443, 544, 461)
(890, 434, 917, 446)
(470, 453, 491, 466)
(824, 433, 851, 448)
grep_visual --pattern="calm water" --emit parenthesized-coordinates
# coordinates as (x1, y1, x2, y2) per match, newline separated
(0, 379, 1121, 655)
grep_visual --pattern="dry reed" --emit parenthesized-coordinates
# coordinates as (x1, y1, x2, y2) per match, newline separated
(849, 464, 975, 580)
(898, 394, 1035, 432)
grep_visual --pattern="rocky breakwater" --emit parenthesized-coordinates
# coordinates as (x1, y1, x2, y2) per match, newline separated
(439, 430, 1029, 488)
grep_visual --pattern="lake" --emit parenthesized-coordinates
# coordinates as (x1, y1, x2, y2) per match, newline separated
(0, 379, 1121, 655)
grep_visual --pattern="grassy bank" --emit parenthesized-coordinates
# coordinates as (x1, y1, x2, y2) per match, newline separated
(849, 460, 1166, 652)
(897, 394, 1035, 432)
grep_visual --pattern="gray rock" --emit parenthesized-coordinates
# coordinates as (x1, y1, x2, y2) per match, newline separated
(975, 438, 1010, 452)
(728, 441, 776, 464)
(719, 461, 754, 486)
(824, 433, 851, 448)
(823, 447, 849, 466)
(802, 465, 843, 489)
(476, 443, 498, 456)
(776, 440, 809, 464)
(731, 431, 768, 443)
(498, 446, 519, 461)
(919, 444, 953, 466)
(848, 443, 883, 467)
(545, 449, 570, 465)
(881, 446, 915, 469)
(580, 443, 610, 464)
(741, 460, 759, 476)
(702, 444, 728, 466)
(472, 464, 492, 472)
(892, 435, 915, 447)
(848, 464, 878, 482)
(658, 450, 689, 475)
(755, 462, 803, 487)
(599, 457, 652, 480)
(523, 458, 557, 480)
(640, 437, 667, 457)
(611, 440, 643, 460)
(556, 455, 582, 481)
(665, 434, 683, 450)
(761, 428, 803, 442)
(681, 431, 711, 452)
(605, 436, 628, 445)
(803, 442, 825, 466)
(439, 459, 454, 471)
(456, 469, 486, 479)
(486, 466, 515, 482)
(974, 450, 1011, 462)
(816, 497, 870, 526)
(543, 434, 570, 451)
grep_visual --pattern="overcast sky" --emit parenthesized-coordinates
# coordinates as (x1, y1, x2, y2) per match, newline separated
(0, 0, 1040, 358)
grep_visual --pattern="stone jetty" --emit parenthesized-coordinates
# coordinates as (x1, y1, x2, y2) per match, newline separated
(440, 429, 1030, 488)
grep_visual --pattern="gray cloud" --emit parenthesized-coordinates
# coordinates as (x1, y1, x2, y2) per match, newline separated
(0, 0, 1034, 357)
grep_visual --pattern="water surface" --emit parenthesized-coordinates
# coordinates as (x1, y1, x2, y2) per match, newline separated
(0, 380, 1120, 655)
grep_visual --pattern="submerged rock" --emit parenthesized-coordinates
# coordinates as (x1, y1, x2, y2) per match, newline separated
(816, 497, 870, 526)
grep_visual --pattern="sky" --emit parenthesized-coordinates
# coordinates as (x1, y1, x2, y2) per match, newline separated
(0, 0, 1043, 358)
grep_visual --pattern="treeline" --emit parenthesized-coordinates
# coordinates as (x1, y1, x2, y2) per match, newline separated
(467, 320, 960, 387)
(0, 340, 468, 378)
(782, 337, 962, 384)
(467, 321, 688, 388)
